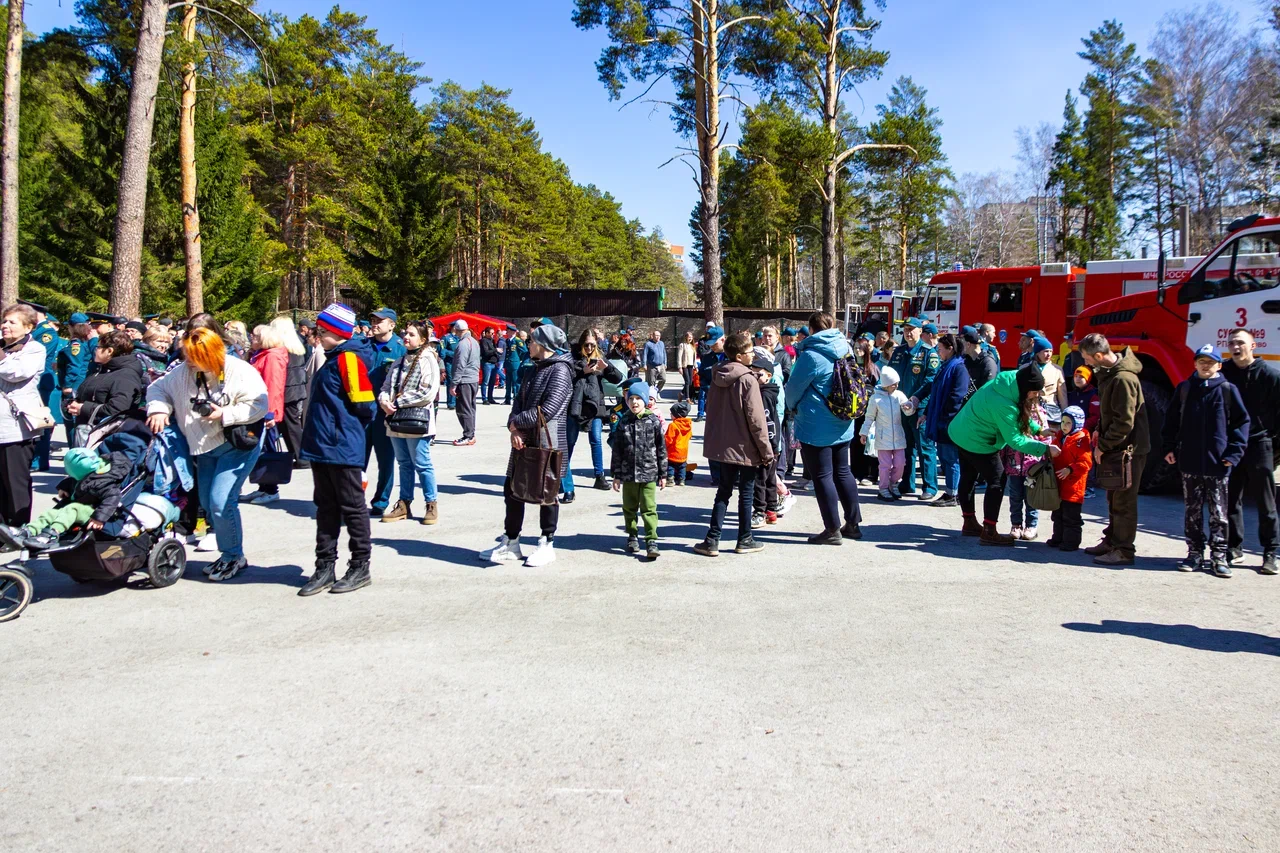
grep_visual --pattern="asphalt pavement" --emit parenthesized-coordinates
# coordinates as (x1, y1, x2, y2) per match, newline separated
(3, 382, 1279, 852)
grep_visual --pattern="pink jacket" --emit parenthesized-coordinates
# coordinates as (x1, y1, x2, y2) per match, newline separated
(251, 346, 288, 421)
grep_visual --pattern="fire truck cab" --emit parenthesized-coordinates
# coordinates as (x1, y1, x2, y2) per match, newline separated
(862, 289, 917, 338)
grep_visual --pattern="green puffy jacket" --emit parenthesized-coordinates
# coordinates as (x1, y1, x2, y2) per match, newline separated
(948, 370, 1050, 457)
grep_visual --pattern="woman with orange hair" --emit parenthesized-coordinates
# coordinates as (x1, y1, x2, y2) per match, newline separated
(146, 326, 270, 581)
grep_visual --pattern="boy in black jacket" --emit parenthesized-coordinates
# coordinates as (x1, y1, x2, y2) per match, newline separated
(1162, 344, 1251, 578)
(751, 350, 783, 526)
(1222, 328, 1280, 573)
(611, 380, 666, 560)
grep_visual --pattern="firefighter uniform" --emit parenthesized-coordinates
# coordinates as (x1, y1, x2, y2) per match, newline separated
(888, 334, 941, 496)
(57, 326, 97, 448)
(30, 317, 65, 471)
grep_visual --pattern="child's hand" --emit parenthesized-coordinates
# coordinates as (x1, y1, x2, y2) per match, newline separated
(1046, 444, 1061, 458)
(658, 478, 666, 490)
(86, 520, 103, 530)
(57, 490, 68, 500)
(1056, 467, 1070, 481)
(612, 480, 621, 492)
(859, 435, 868, 445)
(1164, 452, 1177, 465)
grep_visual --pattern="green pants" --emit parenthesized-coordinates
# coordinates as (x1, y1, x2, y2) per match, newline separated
(28, 502, 95, 535)
(621, 482, 659, 542)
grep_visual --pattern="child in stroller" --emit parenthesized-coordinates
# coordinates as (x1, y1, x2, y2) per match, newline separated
(0, 447, 132, 553)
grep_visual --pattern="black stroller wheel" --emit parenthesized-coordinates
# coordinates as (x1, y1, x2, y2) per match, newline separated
(147, 540, 187, 588)
(0, 569, 33, 622)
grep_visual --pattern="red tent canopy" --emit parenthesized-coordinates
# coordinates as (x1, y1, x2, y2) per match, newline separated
(430, 311, 512, 340)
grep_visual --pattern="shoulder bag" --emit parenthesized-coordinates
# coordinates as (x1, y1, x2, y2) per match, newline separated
(1096, 445, 1133, 491)
(0, 388, 55, 433)
(386, 352, 434, 436)
(249, 427, 294, 488)
(1024, 457, 1063, 512)
(509, 407, 562, 506)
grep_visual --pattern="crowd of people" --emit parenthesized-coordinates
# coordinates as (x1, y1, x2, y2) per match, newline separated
(1, 296, 1277, 604)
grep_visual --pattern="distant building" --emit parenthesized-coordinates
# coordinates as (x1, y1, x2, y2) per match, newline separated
(665, 242, 685, 264)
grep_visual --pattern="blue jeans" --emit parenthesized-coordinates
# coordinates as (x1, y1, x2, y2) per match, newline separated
(196, 437, 263, 561)
(364, 412, 396, 511)
(1005, 475, 1038, 527)
(445, 362, 455, 408)
(697, 387, 707, 418)
(482, 363, 498, 402)
(390, 435, 437, 503)
(561, 417, 604, 494)
(937, 441, 961, 496)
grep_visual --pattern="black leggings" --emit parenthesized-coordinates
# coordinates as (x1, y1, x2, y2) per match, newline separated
(800, 442, 862, 532)
(504, 479, 559, 541)
(958, 447, 1006, 524)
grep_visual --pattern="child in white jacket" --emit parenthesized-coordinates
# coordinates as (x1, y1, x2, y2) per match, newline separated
(859, 366, 911, 501)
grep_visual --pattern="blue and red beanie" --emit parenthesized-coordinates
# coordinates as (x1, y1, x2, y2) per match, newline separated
(316, 303, 356, 340)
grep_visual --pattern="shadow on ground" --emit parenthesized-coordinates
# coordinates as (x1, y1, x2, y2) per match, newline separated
(1063, 620, 1280, 656)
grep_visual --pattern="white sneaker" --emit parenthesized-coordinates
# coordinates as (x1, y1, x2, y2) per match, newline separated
(239, 490, 265, 504)
(195, 533, 218, 552)
(1010, 525, 1024, 540)
(1022, 526, 1039, 541)
(248, 492, 279, 505)
(483, 535, 524, 564)
(779, 493, 797, 516)
(524, 536, 556, 567)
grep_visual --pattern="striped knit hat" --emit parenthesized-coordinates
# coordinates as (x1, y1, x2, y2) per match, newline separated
(316, 303, 356, 340)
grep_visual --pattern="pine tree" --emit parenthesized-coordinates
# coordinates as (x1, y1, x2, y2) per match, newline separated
(1047, 92, 1087, 263)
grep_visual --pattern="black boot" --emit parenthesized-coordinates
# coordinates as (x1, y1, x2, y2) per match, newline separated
(593, 475, 609, 491)
(299, 560, 336, 597)
(807, 529, 844, 546)
(840, 521, 862, 540)
(331, 560, 371, 594)
(1262, 551, 1278, 576)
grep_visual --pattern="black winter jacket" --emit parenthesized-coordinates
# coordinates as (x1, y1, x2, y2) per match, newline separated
(479, 336, 499, 365)
(759, 381, 782, 453)
(963, 349, 998, 398)
(285, 351, 308, 404)
(1221, 357, 1280, 466)
(610, 410, 667, 483)
(56, 451, 133, 524)
(1161, 373, 1250, 475)
(568, 348, 624, 425)
(74, 354, 146, 425)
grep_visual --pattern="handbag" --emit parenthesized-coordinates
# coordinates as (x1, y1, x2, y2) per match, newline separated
(1024, 457, 1063, 512)
(386, 352, 434, 436)
(1, 388, 54, 432)
(250, 427, 294, 488)
(508, 407, 562, 506)
(1096, 445, 1134, 491)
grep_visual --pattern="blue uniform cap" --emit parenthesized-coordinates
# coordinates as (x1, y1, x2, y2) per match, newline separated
(797, 326, 810, 336)
(923, 322, 939, 335)
(371, 307, 398, 323)
(1193, 344, 1222, 363)
(782, 327, 797, 336)
(69, 312, 90, 325)
(905, 317, 924, 329)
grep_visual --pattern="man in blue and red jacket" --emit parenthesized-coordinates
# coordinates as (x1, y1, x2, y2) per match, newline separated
(299, 302, 377, 597)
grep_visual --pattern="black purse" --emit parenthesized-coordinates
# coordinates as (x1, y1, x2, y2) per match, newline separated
(250, 427, 293, 487)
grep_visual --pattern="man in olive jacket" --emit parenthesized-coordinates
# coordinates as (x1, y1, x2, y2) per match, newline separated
(1080, 333, 1150, 566)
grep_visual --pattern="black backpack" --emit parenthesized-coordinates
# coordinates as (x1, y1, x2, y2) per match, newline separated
(824, 354, 873, 421)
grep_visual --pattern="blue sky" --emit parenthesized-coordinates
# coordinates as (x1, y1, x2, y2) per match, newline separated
(23, 0, 1269, 262)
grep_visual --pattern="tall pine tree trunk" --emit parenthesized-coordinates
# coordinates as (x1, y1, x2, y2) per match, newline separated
(179, 2, 204, 316)
(0, 0, 22, 307)
(109, 0, 169, 317)
(693, 0, 723, 327)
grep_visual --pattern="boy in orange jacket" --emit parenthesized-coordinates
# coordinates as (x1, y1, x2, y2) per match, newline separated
(665, 400, 693, 485)
(1047, 405, 1093, 551)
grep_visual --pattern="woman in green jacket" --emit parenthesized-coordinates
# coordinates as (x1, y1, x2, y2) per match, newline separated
(948, 365, 1060, 545)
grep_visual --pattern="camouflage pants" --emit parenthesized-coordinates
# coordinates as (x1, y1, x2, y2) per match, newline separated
(1183, 473, 1229, 559)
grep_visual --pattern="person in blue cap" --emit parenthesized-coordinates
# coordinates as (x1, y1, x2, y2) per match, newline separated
(363, 307, 405, 516)
(1017, 329, 1042, 367)
(695, 325, 725, 424)
(886, 316, 940, 499)
(22, 301, 64, 471)
(56, 312, 97, 449)
(921, 321, 939, 349)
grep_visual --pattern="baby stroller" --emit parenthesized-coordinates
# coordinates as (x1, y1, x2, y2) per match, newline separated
(0, 422, 187, 623)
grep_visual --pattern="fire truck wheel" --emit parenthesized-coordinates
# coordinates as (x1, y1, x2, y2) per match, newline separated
(1140, 378, 1176, 494)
